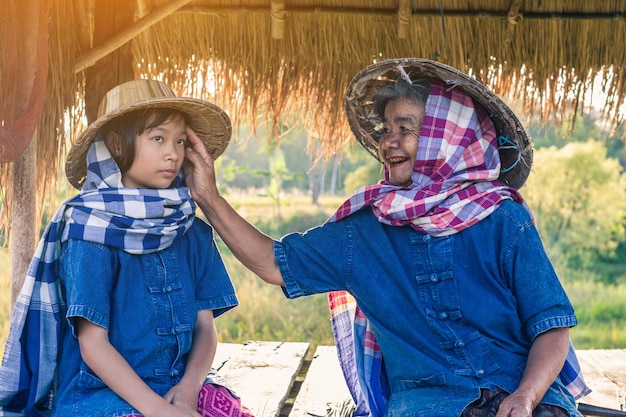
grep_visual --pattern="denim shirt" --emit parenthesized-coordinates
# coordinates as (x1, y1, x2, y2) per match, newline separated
(53, 218, 238, 417)
(275, 200, 580, 416)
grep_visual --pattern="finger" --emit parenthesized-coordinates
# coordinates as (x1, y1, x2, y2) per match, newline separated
(186, 127, 211, 159)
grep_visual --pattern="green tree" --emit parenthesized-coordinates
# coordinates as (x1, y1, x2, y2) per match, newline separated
(253, 147, 303, 218)
(523, 141, 626, 274)
(342, 146, 383, 193)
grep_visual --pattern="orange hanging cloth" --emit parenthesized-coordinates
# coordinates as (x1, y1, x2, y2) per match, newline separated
(0, 0, 52, 162)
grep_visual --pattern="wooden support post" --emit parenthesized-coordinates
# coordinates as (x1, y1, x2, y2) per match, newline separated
(10, 132, 37, 307)
(506, 0, 523, 43)
(397, 0, 411, 39)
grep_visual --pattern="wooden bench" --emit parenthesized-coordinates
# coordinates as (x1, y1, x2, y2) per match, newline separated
(213, 342, 626, 417)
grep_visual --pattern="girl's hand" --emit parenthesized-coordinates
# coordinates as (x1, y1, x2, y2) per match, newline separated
(164, 382, 202, 414)
(149, 402, 202, 417)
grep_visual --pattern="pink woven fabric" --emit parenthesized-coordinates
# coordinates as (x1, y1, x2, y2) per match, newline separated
(123, 383, 254, 417)
(197, 383, 254, 417)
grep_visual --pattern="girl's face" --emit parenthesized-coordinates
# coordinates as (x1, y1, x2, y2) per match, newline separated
(378, 98, 424, 187)
(121, 115, 187, 189)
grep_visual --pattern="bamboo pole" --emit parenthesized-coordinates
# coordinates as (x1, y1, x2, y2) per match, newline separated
(74, 0, 192, 73)
(176, 5, 626, 20)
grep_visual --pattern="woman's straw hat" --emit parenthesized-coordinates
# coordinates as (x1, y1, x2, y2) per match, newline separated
(344, 58, 533, 189)
(66, 79, 231, 189)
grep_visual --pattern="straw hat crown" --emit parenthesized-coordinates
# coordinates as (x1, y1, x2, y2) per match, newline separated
(66, 79, 231, 189)
(344, 58, 532, 189)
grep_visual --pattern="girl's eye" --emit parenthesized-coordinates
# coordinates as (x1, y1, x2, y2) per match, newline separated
(177, 138, 186, 146)
(152, 136, 164, 143)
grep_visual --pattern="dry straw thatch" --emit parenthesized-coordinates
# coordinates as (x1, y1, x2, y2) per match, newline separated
(1, 0, 626, 235)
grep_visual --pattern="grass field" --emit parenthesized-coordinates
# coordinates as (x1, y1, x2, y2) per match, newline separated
(1, 193, 625, 350)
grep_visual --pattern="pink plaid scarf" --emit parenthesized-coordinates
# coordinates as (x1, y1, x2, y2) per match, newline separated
(328, 80, 589, 416)
(329, 79, 527, 234)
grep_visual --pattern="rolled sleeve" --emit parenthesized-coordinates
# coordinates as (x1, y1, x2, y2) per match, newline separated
(60, 239, 116, 335)
(503, 210, 578, 341)
(273, 221, 352, 299)
(186, 219, 239, 318)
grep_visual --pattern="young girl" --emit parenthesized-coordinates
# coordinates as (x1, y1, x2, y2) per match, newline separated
(0, 79, 249, 417)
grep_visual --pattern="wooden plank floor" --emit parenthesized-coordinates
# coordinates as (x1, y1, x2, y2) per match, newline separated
(213, 341, 310, 417)
(290, 345, 352, 417)
(576, 349, 626, 411)
(214, 342, 626, 416)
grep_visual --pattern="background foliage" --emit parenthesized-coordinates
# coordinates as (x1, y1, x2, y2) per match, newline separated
(1, 113, 625, 351)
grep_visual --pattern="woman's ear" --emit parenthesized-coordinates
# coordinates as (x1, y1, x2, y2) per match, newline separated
(104, 131, 123, 157)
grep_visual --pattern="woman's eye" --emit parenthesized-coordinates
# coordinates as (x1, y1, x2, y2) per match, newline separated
(153, 136, 164, 143)
(177, 138, 186, 146)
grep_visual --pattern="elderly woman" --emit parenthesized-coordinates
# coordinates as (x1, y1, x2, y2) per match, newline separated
(183, 58, 588, 417)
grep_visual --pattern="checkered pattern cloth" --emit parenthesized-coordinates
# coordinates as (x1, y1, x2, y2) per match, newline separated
(0, 137, 195, 416)
(328, 81, 591, 417)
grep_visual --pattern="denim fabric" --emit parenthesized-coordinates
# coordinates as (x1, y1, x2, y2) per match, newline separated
(52, 218, 238, 417)
(275, 200, 580, 416)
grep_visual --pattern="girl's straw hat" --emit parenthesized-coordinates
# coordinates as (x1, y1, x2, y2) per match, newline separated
(66, 79, 231, 189)
(344, 58, 533, 189)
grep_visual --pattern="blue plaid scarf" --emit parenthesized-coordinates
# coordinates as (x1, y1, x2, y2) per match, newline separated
(0, 137, 195, 416)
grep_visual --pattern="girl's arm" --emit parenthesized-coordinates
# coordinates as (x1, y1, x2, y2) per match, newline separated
(164, 309, 218, 409)
(494, 327, 570, 417)
(76, 318, 201, 417)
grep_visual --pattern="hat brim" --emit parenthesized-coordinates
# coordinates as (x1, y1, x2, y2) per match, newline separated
(344, 58, 532, 189)
(65, 97, 231, 189)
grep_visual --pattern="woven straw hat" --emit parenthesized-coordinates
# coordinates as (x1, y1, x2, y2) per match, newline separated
(66, 79, 232, 189)
(344, 58, 533, 189)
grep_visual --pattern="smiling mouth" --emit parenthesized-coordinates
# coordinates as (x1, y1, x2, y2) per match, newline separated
(386, 156, 409, 165)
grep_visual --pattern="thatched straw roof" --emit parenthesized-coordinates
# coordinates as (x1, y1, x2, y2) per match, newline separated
(2, 0, 626, 231)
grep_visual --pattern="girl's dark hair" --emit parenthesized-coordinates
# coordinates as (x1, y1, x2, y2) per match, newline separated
(97, 108, 188, 172)
(373, 78, 431, 118)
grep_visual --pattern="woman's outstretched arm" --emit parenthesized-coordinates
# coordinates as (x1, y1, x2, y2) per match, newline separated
(183, 127, 284, 286)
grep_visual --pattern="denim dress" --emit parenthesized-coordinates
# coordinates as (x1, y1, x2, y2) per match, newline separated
(274, 200, 580, 417)
(52, 218, 238, 417)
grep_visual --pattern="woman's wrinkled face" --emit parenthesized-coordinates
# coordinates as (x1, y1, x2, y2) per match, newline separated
(377, 98, 424, 187)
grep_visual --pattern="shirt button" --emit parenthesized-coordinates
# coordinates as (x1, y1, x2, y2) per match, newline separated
(170, 369, 180, 377)
(430, 274, 438, 282)
(438, 312, 448, 320)
(455, 340, 465, 348)
(476, 369, 485, 377)
(423, 235, 431, 242)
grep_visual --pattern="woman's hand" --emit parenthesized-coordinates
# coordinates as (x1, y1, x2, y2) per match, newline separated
(183, 126, 219, 208)
(495, 389, 535, 417)
(495, 327, 570, 417)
